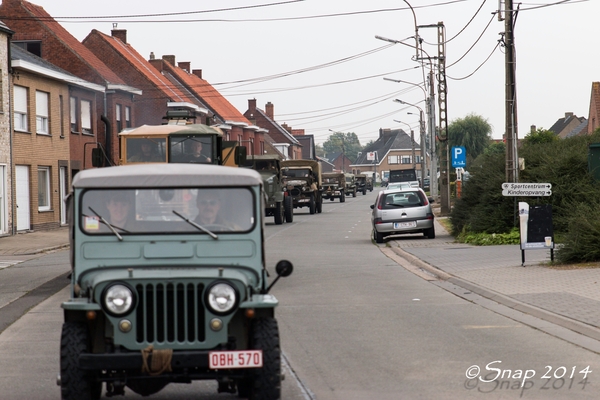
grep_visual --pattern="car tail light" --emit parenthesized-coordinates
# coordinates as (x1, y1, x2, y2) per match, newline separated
(373, 217, 383, 225)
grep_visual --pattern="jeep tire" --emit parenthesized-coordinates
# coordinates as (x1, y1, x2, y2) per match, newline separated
(340, 191, 345, 203)
(309, 193, 316, 214)
(242, 317, 281, 400)
(316, 195, 322, 213)
(274, 201, 283, 225)
(60, 322, 101, 400)
(284, 195, 293, 223)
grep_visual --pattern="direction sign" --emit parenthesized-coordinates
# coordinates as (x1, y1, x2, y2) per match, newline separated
(502, 182, 552, 197)
(451, 146, 466, 168)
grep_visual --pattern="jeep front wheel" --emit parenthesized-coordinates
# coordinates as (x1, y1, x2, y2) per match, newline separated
(60, 322, 101, 400)
(309, 194, 316, 214)
(284, 195, 294, 223)
(274, 201, 283, 225)
(340, 191, 345, 203)
(245, 317, 281, 400)
(316, 195, 322, 213)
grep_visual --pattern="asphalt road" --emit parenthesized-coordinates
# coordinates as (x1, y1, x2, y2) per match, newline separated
(1, 190, 600, 399)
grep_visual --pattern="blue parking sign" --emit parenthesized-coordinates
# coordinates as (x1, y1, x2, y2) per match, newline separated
(451, 146, 466, 168)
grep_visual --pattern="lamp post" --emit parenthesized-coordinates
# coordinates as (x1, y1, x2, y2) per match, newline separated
(384, 77, 437, 197)
(394, 99, 426, 189)
(393, 119, 416, 171)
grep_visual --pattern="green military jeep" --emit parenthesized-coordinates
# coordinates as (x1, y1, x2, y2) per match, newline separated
(344, 173, 357, 198)
(355, 174, 368, 195)
(281, 159, 323, 214)
(59, 163, 293, 400)
(321, 172, 346, 202)
(245, 155, 293, 225)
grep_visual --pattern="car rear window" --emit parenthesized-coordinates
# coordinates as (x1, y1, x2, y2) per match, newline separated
(380, 191, 423, 209)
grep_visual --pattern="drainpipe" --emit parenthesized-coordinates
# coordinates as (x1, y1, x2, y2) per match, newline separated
(101, 115, 111, 166)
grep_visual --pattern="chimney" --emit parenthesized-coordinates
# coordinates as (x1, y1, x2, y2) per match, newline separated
(281, 123, 291, 133)
(162, 55, 176, 65)
(265, 102, 274, 119)
(178, 62, 191, 72)
(292, 129, 305, 136)
(248, 99, 257, 112)
(192, 69, 203, 79)
(149, 58, 163, 72)
(530, 125, 536, 133)
(149, 52, 155, 60)
(565, 112, 573, 119)
(111, 29, 127, 44)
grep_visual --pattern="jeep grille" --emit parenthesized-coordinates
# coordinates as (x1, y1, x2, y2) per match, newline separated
(135, 282, 206, 344)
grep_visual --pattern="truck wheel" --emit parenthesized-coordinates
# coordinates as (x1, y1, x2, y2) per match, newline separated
(309, 194, 316, 214)
(284, 196, 294, 223)
(362, 188, 367, 195)
(353, 188, 357, 197)
(60, 322, 101, 400)
(316, 195, 322, 213)
(274, 202, 283, 225)
(245, 317, 281, 400)
(340, 191, 345, 203)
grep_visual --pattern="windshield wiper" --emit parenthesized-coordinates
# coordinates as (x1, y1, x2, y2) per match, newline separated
(87, 207, 125, 241)
(172, 210, 218, 240)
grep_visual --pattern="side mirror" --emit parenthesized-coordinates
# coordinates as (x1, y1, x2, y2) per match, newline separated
(428, 197, 435, 203)
(370, 204, 374, 209)
(235, 146, 247, 166)
(265, 260, 293, 293)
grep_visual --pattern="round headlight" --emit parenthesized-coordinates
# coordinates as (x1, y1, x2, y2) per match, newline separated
(206, 283, 238, 315)
(103, 284, 134, 316)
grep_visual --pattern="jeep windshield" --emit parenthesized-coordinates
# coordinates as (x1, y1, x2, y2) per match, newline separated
(80, 187, 254, 235)
(283, 168, 311, 178)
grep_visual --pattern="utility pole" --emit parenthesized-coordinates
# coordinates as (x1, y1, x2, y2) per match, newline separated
(428, 70, 438, 197)
(436, 22, 451, 215)
(503, 0, 519, 183)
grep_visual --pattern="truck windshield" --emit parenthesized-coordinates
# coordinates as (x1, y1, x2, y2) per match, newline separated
(169, 136, 215, 164)
(80, 187, 254, 235)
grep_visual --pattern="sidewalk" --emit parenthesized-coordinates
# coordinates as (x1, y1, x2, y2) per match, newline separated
(0, 227, 69, 256)
(387, 218, 600, 347)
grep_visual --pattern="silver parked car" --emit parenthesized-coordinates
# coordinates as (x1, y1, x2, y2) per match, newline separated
(370, 187, 435, 243)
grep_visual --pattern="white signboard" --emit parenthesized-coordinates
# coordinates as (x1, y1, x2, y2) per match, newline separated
(502, 183, 552, 197)
(367, 152, 376, 161)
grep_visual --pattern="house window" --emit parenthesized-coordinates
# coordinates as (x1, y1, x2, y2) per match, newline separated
(116, 104, 122, 133)
(70, 96, 78, 132)
(388, 155, 399, 165)
(125, 106, 131, 128)
(38, 166, 51, 211)
(36, 90, 49, 135)
(415, 155, 421, 163)
(401, 156, 411, 164)
(81, 100, 92, 135)
(14, 86, 28, 132)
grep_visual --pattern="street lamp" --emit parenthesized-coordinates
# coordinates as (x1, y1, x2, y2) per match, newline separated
(393, 119, 417, 171)
(394, 99, 426, 189)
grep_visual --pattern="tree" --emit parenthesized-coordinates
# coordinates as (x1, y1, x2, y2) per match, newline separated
(522, 127, 558, 146)
(447, 114, 492, 162)
(323, 131, 362, 161)
(315, 144, 325, 158)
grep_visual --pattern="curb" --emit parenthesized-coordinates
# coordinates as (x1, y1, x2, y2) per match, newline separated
(387, 246, 600, 351)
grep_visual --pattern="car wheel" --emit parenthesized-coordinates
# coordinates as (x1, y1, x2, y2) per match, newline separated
(245, 317, 281, 400)
(425, 226, 436, 239)
(284, 196, 294, 223)
(274, 202, 283, 225)
(309, 194, 316, 214)
(374, 229, 385, 244)
(60, 322, 102, 400)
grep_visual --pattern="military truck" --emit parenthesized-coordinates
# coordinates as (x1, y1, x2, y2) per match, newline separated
(322, 172, 346, 202)
(344, 173, 357, 198)
(355, 174, 369, 195)
(60, 163, 293, 400)
(281, 159, 322, 214)
(244, 155, 293, 224)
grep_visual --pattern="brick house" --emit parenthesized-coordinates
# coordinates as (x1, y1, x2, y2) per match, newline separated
(287, 127, 317, 160)
(244, 100, 302, 160)
(10, 45, 100, 231)
(0, 22, 13, 235)
(0, 0, 141, 171)
(548, 112, 587, 138)
(587, 82, 600, 134)
(352, 128, 426, 183)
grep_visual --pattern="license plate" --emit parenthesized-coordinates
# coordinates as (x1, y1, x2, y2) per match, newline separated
(209, 350, 263, 369)
(394, 221, 417, 229)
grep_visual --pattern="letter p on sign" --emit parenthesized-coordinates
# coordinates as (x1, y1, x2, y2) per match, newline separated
(452, 146, 466, 168)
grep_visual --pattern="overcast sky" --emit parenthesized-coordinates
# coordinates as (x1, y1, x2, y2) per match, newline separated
(23, 0, 597, 146)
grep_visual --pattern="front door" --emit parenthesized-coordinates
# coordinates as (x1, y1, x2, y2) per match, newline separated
(15, 165, 30, 231)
